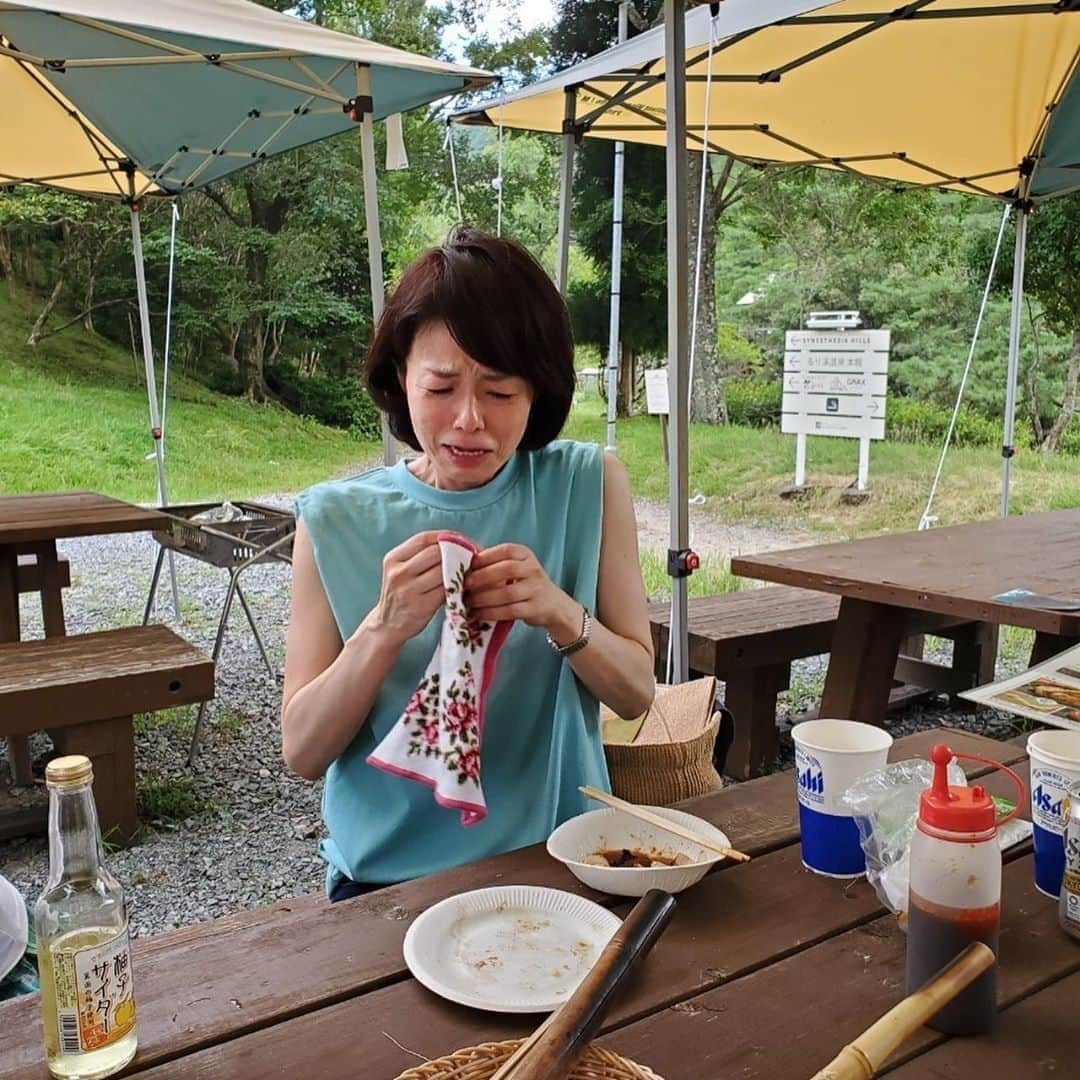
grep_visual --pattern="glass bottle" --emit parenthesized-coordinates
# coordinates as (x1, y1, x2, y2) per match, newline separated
(34, 755, 138, 1079)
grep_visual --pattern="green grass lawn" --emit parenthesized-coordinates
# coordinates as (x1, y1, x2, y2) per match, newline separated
(4, 282, 1078, 543)
(564, 389, 1080, 538)
(0, 288, 373, 502)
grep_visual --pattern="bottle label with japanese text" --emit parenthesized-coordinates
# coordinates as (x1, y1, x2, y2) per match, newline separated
(52, 929, 136, 1055)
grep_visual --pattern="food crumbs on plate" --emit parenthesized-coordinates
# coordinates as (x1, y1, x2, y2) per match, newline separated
(570, 940, 593, 959)
(472, 955, 501, 970)
(516, 917, 552, 932)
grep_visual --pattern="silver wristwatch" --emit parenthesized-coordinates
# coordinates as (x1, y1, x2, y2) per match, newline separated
(547, 606, 592, 657)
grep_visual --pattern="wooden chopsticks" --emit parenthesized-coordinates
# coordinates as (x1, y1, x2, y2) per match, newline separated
(579, 785, 750, 863)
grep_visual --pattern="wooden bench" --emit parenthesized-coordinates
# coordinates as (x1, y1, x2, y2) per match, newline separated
(0, 625, 214, 843)
(649, 586, 998, 780)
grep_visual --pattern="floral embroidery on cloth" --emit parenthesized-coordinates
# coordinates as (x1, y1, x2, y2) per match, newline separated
(367, 533, 513, 825)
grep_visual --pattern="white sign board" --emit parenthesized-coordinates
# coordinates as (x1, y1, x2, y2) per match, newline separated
(781, 329, 890, 490)
(644, 369, 669, 416)
(781, 330, 890, 441)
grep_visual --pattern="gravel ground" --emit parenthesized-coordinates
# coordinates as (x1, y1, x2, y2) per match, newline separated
(0, 495, 1033, 937)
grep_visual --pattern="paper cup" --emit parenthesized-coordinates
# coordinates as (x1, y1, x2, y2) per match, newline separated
(793, 719, 893, 877)
(1027, 730, 1080, 898)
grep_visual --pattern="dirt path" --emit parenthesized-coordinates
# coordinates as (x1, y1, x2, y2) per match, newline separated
(632, 497, 817, 561)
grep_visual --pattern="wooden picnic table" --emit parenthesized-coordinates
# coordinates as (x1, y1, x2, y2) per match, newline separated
(731, 509, 1080, 728)
(0, 492, 168, 784)
(2, 728, 1074, 1080)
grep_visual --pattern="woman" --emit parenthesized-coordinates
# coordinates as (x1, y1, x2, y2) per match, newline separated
(281, 227, 654, 900)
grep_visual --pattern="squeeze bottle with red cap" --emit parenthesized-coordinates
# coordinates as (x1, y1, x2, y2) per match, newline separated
(906, 744, 1024, 1036)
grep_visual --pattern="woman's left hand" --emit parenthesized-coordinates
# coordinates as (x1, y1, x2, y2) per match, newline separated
(464, 543, 579, 635)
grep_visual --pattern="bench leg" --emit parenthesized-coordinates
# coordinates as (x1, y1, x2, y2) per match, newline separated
(53, 717, 138, 847)
(0, 548, 34, 787)
(949, 622, 998, 704)
(1030, 632, 1078, 667)
(723, 663, 790, 781)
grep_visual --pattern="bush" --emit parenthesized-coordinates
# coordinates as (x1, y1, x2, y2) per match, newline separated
(725, 378, 781, 427)
(721, 378, 1017, 452)
(885, 397, 998, 449)
(198, 363, 246, 397)
(266, 362, 381, 440)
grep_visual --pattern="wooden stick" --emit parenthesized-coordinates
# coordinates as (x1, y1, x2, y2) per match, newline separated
(505, 890, 677, 1080)
(579, 785, 751, 863)
(810, 942, 996, 1079)
(490, 1008, 560, 1080)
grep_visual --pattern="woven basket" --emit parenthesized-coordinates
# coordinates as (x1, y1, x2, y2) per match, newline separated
(604, 713, 723, 807)
(392, 1039, 664, 1080)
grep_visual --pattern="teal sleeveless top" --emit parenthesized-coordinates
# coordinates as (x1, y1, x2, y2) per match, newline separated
(294, 440, 611, 889)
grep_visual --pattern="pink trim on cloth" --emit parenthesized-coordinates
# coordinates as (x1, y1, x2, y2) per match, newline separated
(367, 533, 513, 826)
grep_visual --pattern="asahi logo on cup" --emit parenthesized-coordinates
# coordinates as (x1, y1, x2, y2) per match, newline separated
(1032, 769, 1068, 831)
(795, 748, 824, 806)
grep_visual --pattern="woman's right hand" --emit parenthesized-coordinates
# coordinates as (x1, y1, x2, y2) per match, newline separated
(361, 530, 448, 647)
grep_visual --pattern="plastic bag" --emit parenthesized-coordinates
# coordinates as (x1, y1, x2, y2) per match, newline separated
(840, 758, 966, 916)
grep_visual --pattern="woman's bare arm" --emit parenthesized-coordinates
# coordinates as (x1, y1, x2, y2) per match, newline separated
(560, 452, 655, 718)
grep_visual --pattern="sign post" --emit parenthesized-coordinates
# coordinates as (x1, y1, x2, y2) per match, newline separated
(645, 368, 670, 465)
(782, 328, 890, 495)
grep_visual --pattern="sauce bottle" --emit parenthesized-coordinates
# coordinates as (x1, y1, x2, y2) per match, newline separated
(34, 755, 138, 1079)
(906, 744, 1024, 1036)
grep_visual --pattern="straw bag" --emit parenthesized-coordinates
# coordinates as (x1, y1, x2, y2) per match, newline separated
(392, 1039, 663, 1079)
(601, 678, 723, 807)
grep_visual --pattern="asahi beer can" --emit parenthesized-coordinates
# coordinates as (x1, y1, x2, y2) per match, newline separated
(1060, 780, 1080, 941)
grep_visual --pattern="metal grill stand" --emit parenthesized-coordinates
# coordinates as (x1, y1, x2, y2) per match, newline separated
(142, 501, 295, 765)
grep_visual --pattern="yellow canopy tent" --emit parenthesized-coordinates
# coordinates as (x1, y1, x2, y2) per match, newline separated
(455, 0, 1080, 679)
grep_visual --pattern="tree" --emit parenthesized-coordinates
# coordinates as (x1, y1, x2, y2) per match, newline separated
(553, 0, 751, 422)
(969, 195, 1080, 452)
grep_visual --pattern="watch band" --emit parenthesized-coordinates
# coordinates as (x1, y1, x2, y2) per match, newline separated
(547, 606, 592, 657)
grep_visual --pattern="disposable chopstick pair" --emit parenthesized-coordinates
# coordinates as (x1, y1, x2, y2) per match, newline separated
(580, 785, 751, 863)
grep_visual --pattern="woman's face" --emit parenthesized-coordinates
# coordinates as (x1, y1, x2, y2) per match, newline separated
(403, 321, 534, 491)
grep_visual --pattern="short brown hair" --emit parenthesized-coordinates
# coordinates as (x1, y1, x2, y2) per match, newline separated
(365, 226, 575, 452)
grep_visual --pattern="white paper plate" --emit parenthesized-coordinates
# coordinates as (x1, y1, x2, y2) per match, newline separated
(403, 885, 621, 1013)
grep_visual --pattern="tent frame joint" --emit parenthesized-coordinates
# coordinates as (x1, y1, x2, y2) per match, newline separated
(344, 95, 374, 121)
(561, 118, 587, 142)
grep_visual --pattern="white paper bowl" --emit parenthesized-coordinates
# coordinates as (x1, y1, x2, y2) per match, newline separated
(546, 805, 730, 897)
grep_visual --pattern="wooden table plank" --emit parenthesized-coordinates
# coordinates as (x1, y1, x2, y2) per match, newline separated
(119, 764, 1035, 1080)
(0, 731, 1029, 1079)
(886, 970, 1080, 1078)
(731, 510, 1080, 638)
(0, 492, 167, 545)
(127, 844, 885, 1079)
(595, 855, 1075, 1080)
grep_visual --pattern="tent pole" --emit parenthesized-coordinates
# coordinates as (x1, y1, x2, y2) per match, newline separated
(129, 200, 180, 618)
(605, 2, 629, 454)
(664, 0, 690, 685)
(357, 64, 394, 466)
(1000, 206, 1029, 517)
(555, 87, 577, 296)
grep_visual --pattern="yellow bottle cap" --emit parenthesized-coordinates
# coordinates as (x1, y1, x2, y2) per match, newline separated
(45, 755, 93, 788)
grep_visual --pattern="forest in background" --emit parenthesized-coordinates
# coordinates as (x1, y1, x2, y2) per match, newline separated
(2, 0, 1079, 455)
